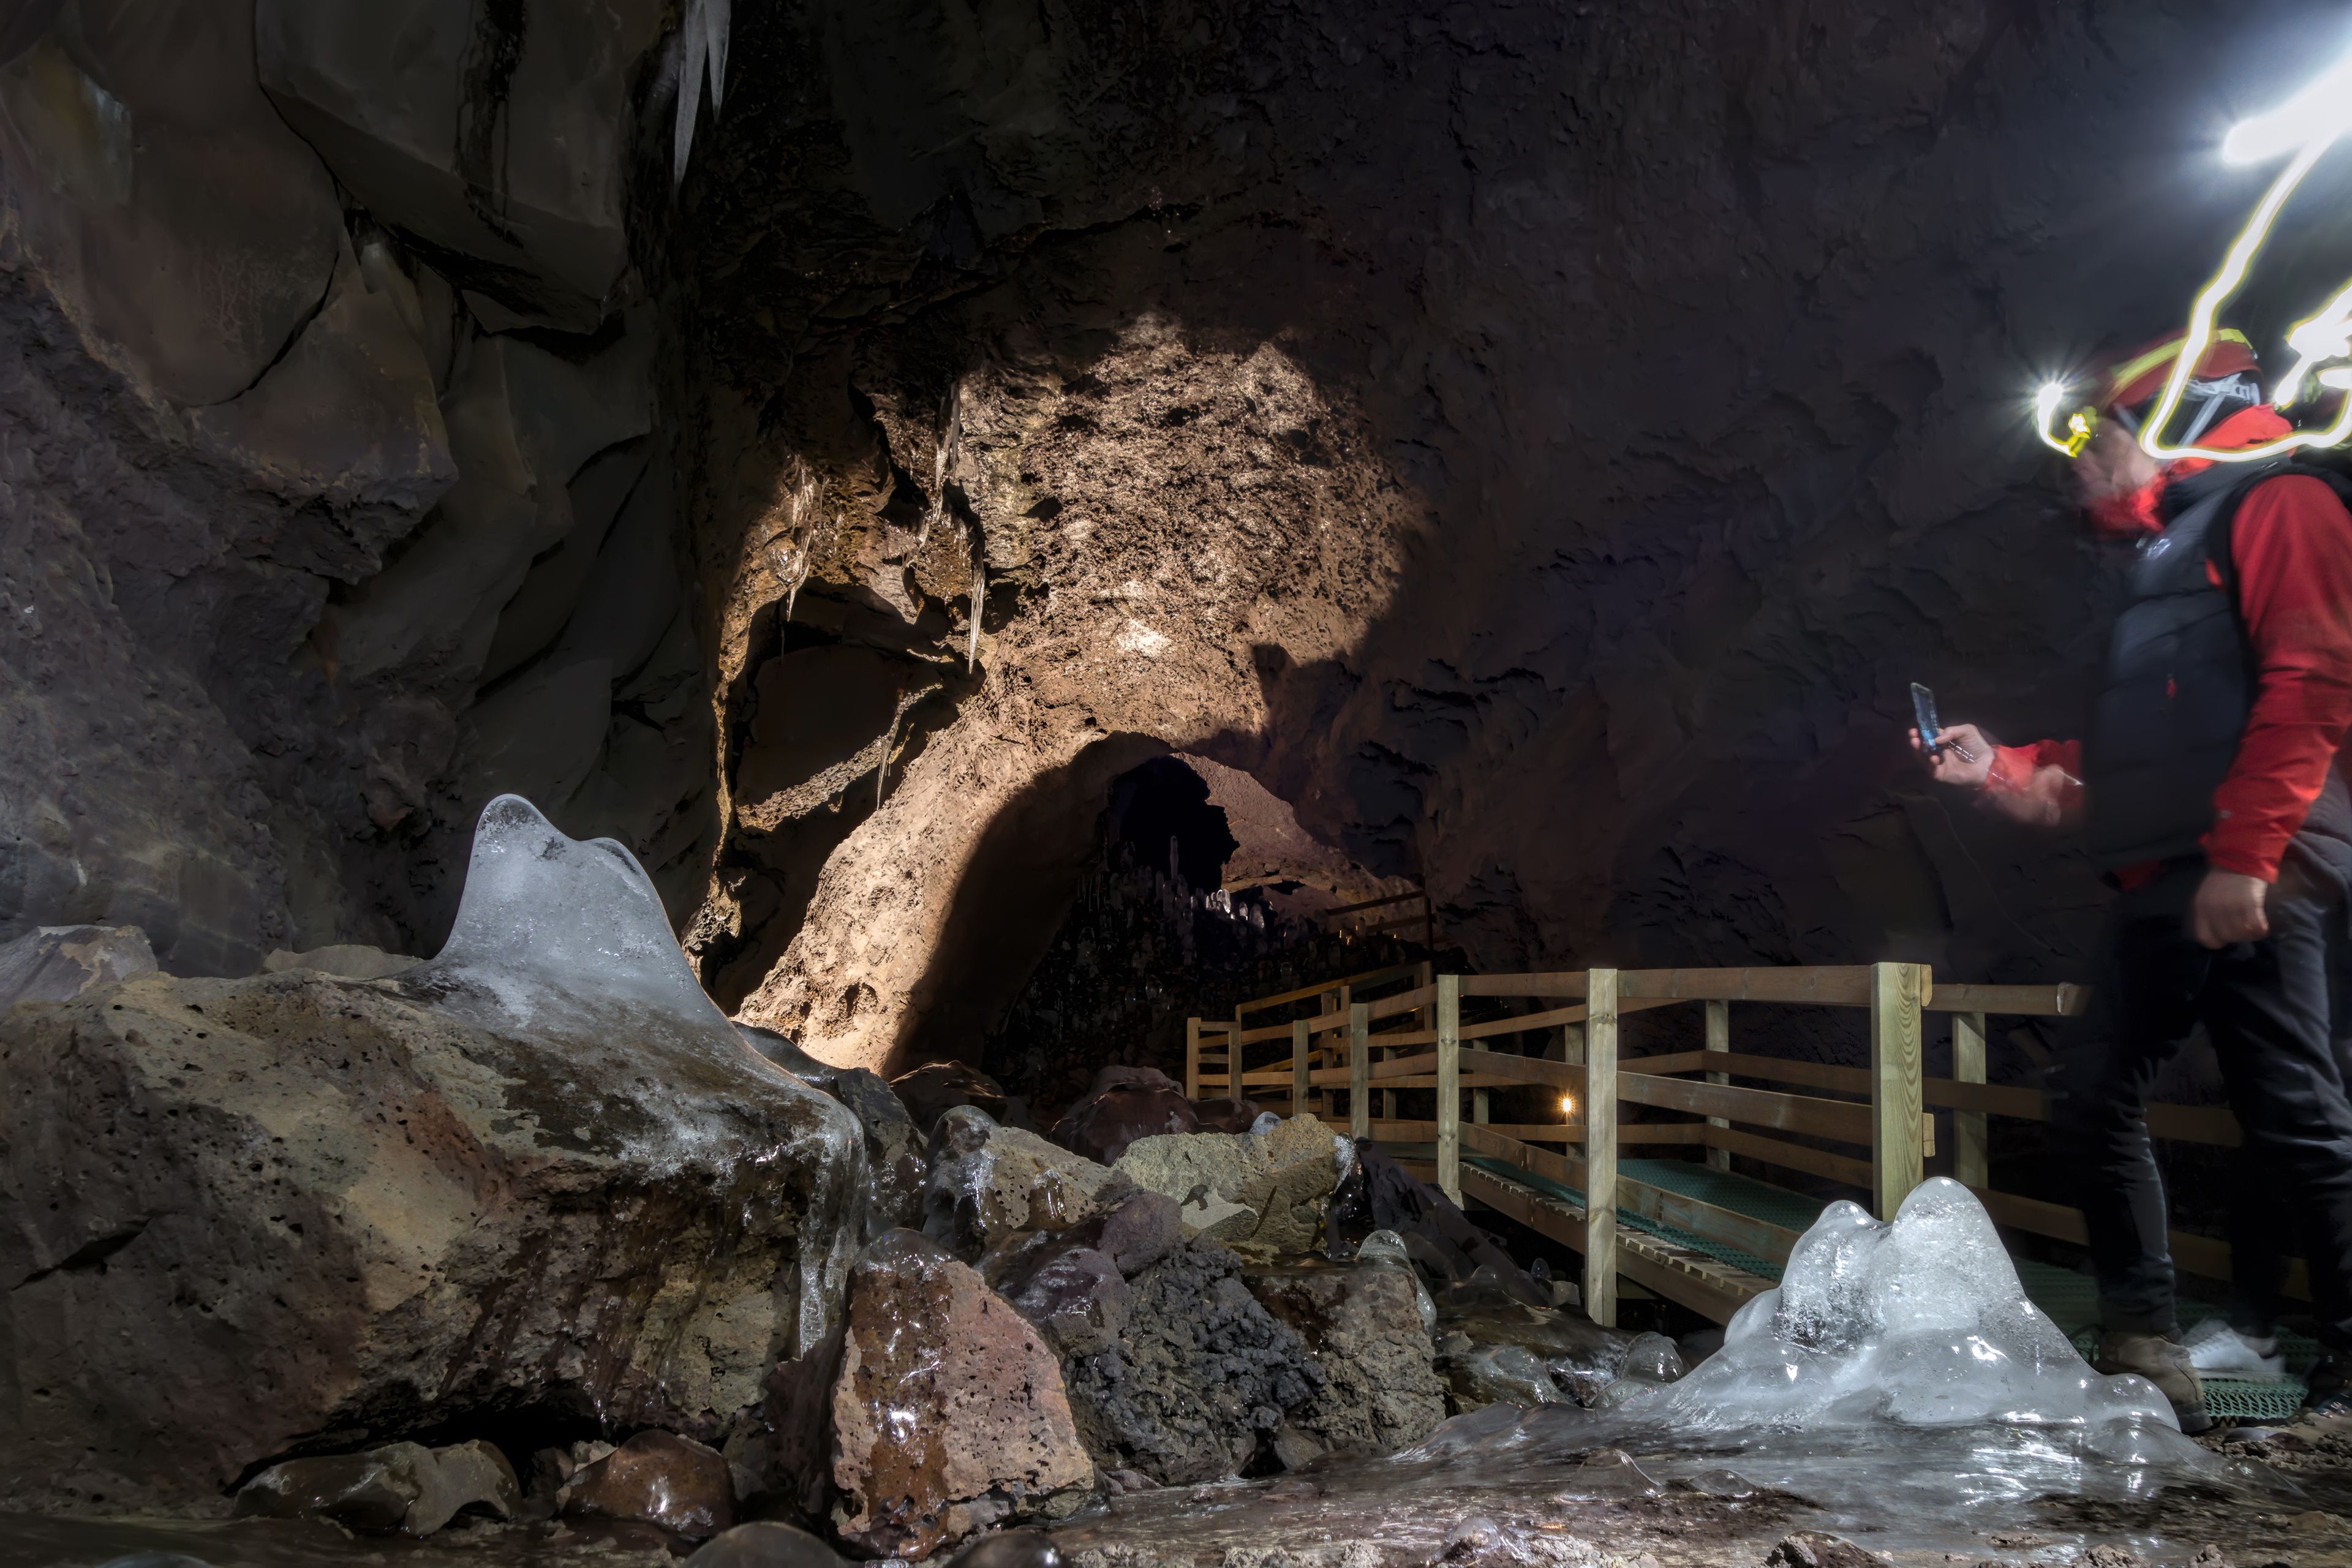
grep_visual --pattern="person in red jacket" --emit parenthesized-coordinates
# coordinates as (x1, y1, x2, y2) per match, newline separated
(1920, 330, 2352, 1434)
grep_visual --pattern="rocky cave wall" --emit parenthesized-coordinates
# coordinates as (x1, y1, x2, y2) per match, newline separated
(8, 0, 2352, 1077)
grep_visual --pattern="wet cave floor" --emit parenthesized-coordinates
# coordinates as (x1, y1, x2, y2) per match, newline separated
(10, 1436, 2352, 1568)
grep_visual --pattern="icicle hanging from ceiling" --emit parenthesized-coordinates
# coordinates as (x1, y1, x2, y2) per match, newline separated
(673, 0, 732, 187)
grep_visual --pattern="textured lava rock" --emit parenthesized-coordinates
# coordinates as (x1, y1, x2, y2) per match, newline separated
(894, 1061, 1011, 1134)
(923, 1107, 1125, 1259)
(0, 925, 154, 1009)
(1189, 1098, 1263, 1136)
(1246, 1263, 1447, 1457)
(1114, 1116, 1343, 1257)
(829, 1231, 1091, 1559)
(1052, 1066, 1198, 1165)
(1327, 1141, 1543, 1301)
(0, 969, 859, 1510)
(833, 1066, 930, 1233)
(1008, 1245, 1131, 1358)
(1061, 1239, 1323, 1483)
(1431, 1286, 1679, 1409)
(254, 0, 663, 330)
(559, 1430, 736, 1540)
(234, 1439, 519, 1537)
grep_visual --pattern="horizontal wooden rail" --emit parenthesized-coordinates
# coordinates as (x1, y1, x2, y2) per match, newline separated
(1969, 1186, 2308, 1299)
(1619, 1070, 1877, 1144)
(1322, 890, 1428, 918)
(1926, 982, 2086, 1017)
(1640, 1050, 2242, 1149)
(1236, 961, 1422, 1016)
(1702, 1124, 1874, 1188)
(1366, 1119, 1706, 1145)
(1461, 966, 1880, 1006)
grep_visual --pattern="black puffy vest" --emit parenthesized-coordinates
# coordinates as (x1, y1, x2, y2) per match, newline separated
(2082, 459, 2352, 877)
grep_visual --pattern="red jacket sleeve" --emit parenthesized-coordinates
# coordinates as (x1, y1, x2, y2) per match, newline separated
(2203, 475, 2352, 880)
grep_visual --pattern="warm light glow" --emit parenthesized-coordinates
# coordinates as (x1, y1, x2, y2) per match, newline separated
(1559, 1094, 1576, 1118)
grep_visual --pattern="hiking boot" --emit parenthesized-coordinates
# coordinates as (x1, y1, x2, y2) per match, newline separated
(2184, 1317, 2289, 1380)
(2294, 1357, 2352, 1440)
(2094, 1329, 2211, 1433)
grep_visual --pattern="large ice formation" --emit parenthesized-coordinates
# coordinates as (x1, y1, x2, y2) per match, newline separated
(1632, 1177, 2169, 1432)
(402, 795, 865, 1310)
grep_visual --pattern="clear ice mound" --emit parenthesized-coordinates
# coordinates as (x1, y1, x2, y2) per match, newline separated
(1627, 1175, 2170, 1433)
(1055, 1181, 2292, 1564)
(402, 796, 862, 1188)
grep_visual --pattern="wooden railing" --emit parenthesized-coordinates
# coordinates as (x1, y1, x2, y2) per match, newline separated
(1188, 962, 2280, 1327)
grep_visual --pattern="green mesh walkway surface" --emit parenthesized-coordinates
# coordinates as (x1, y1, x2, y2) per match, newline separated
(1457, 1148, 2314, 1423)
(1464, 1156, 1786, 1281)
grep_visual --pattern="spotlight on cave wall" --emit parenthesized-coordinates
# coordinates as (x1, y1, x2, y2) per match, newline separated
(1104, 757, 1241, 891)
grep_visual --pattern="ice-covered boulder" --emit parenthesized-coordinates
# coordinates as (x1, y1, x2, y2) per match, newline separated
(1627, 1178, 2168, 1433)
(0, 796, 862, 1511)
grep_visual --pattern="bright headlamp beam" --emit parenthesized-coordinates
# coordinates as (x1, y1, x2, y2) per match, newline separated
(2222, 50, 2352, 166)
(2139, 127, 2352, 463)
(2034, 382, 2079, 455)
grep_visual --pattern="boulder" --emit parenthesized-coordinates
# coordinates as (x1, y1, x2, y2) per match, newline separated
(829, 1231, 1091, 1559)
(559, 1429, 735, 1539)
(981, 1189, 1183, 1294)
(685, 1521, 850, 1568)
(233, 1438, 519, 1537)
(1188, 1096, 1261, 1135)
(894, 1060, 1010, 1134)
(924, 1107, 1123, 1259)
(254, 0, 666, 330)
(1061, 1239, 1323, 1484)
(832, 1067, 929, 1234)
(1051, 1066, 1196, 1165)
(1430, 1284, 1679, 1408)
(1246, 1262, 1447, 1457)
(0, 796, 862, 1512)
(1113, 1115, 1345, 1257)
(1326, 1140, 1544, 1302)
(0, 924, 154, 1008)
(259, 943, 418, 981)
(1007, 1246, 1130, 1357)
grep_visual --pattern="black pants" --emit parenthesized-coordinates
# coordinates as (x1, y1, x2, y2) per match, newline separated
(2048, 857, 2352, 1351)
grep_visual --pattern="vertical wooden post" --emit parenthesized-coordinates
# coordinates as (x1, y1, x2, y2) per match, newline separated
(1953, 1010, 1989, 1190)
(1561, 1022, 1585, 1065)
(1584, 968, 1620, 1328)
(1436, 974, 1461, 1204)
(1704, 999, 1731, 1172)
(1186, 1016, 1202, 1099)
(1292, 1017, 1310, 1121)
(1474, 1087, 1490, 1124)
(1870, 961, 1928, 1220)
(1348, 1001, 1371, 1139)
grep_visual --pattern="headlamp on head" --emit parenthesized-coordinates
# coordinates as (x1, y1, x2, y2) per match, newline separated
(2035, 382, 2099, 458)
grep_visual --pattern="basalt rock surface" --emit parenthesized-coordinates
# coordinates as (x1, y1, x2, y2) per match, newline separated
(1061, 1238, 1323, 1485)
(924, 1107, 1126, 1260)
(1245, 1262, 1448, 1459)
(1114, 1117, 1344, 1259)
(828, 1231, 1092, 1560)
(0, 965, 858, 1511)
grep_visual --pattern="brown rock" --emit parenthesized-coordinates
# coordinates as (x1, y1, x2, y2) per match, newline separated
(924, 1108, 1124, 1259)
(0, 924, 154, 1009)
(894, 1061, 1011, 1134)
(1766, 1534, 1893, 1568)
(830, 1231, 1091, 1559)
(560, 1430, 736, 1540)
(233, 1438, 519, 1537)
(0, 951, 861, 1510)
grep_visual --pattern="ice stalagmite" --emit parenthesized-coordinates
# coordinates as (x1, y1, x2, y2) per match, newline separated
(405, 794, 865, 1352)
(1632, 1177, 2170, 1433)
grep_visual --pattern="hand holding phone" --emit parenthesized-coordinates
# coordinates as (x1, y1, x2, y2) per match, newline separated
(1911, 684, 1978, 765)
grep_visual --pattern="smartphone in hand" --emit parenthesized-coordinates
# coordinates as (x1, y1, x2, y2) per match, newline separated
(1911, 684, 1942, 758)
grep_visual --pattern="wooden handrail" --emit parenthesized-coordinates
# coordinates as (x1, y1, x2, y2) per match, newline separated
(1235, 960, 1422, 1016)
(1321, 889, 1429, 918)
(1926, 982, 2086, 1017)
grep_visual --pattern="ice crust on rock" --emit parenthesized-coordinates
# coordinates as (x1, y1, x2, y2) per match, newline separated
(1627, 1177, 2169, 1433)
(401, 796, 864, 1317)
